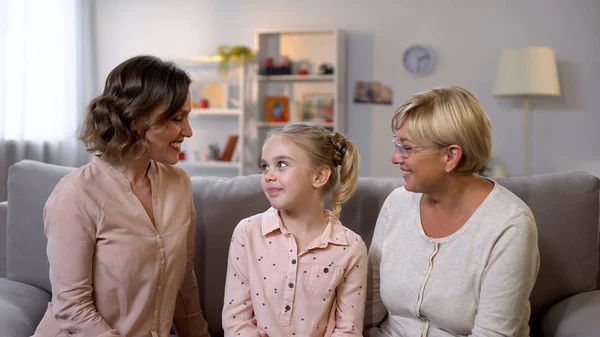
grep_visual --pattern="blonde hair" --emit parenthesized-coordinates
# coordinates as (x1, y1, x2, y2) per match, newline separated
(391, 86, 491, 174)
(266, 122, 360, 219)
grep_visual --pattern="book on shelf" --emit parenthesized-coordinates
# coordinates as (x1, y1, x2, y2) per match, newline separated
(219, 135, 239, 162)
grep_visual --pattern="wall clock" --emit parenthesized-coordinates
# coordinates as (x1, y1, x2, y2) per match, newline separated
(403, 45, 436, 76)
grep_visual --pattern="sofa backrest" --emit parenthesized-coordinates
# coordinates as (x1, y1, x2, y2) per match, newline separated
(495, 173, 600, 315)
(0, 201, 7, 278)
(4, 160, 600, 337)
(192, 172, 600, 335)
(6, 160, 75, 292)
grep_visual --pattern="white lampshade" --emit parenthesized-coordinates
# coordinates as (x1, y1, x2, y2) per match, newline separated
(493, 47, 561, 97)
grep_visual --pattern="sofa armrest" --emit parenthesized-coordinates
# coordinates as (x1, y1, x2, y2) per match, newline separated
(0, 277, 51, 337)
(0, 201, 7, 278)
(541, 290, 600, 337)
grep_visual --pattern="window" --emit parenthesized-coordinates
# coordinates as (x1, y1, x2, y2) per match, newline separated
(1, 0, 79, 141)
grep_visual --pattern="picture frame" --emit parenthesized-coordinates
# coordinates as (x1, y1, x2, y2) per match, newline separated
(302, 93, 334, 123)
(353, 81, 393, 105)
(266, 96, 289, 122)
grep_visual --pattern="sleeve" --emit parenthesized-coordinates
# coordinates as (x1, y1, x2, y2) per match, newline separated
(221, 222, 261, 337)
(363, 195, 393, 332)
(469, 214, 540, 337)
(330, 238, 369, 337)
(173, 182, 210, 337)
(44, 180, 123, 337)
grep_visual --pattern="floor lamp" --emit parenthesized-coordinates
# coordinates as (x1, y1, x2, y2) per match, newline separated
(493, 47, 561, 176)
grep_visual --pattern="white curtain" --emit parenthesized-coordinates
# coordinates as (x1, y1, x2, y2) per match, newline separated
(0, 0, 96, 201)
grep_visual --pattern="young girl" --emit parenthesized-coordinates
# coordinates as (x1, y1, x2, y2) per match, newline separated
(222, 122, 368, 337)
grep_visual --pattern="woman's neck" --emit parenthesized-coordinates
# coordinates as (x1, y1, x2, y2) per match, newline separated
(102, 153, 151, 186)
(422, 174, 492, 213)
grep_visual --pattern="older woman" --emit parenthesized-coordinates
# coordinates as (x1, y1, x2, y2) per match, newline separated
(365, 86, 539, 337)
(32, 55, 210, 337)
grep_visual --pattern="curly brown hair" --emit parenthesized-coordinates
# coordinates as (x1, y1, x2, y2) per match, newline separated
(266, 122, 360, 219)
(79, 55, 191, 161)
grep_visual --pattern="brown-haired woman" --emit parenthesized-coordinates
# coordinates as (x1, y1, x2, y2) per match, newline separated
(32, 55, 210, 337)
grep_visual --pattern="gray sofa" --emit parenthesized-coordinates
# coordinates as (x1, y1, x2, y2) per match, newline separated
(1, 160, 599, 337)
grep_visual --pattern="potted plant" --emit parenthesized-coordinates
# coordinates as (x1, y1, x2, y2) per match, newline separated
(216, 45, 255, 76)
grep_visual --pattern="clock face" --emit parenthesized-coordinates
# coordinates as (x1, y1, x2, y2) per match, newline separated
(403, 45, 435, 76)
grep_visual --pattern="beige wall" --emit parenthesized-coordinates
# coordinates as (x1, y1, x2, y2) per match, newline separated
(94, 0, 600, 177)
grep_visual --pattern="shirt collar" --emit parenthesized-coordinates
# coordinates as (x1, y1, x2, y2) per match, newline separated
(323, 216, 349, 246)
(261, 208, 282, 236)
(260, 207, 349, 247)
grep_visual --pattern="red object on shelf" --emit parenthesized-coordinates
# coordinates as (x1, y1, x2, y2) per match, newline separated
(266, 57, 274, 67)
(178, 151, 186, 161)
(298, 69, 309, 75)
(200, 99, 209, 108)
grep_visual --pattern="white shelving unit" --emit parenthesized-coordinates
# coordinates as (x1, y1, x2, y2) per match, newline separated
(255, 121, 335, 128)
(172, 58, 247, 177)
(249, 29, 347, 174)
(190, 108, 242, 117)
(257, 74, 335, 82)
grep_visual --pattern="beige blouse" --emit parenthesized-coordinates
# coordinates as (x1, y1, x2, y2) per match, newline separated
(222, 207, 368, 337)
(32, 157, 209, 337)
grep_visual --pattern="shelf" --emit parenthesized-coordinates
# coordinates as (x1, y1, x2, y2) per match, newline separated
(252, 29, 346, 176)
(173, 55, 222, 66)
(257, 74, 334, 82)
(177, 161, 241, 169)
(256, 121, 335, 128)
(257, 29, 336, 36)
(190, 108, 241, 117)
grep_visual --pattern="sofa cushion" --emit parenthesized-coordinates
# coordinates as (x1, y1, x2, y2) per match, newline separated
(6, 160, 75, 292)
(495, 172, 600, 315)
(0, 201, 7, 278)
(0, 277, 51, 337)
(541, 290, 600, 337)
(191, 174, 269, 336)
(336, 177, 403, 245)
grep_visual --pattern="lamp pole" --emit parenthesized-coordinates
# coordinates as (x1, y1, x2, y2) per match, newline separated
(523, 96, 529, 176)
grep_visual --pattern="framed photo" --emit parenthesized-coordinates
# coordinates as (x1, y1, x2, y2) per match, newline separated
(302, 93, 334, 122)
(266, 96, 289, 122)
(353, 81, 393, 105)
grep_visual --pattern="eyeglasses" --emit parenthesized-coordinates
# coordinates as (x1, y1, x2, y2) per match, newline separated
(392, 136, 427, 158)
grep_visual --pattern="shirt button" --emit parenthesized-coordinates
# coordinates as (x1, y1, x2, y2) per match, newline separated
(155, 234, 161, 239)
(285, 305, 291, 311)
(291, 259, 297, 264)
(157, 285, 161, 290)
(288, 283, 294, 288)
(154, 310, 159, 316)
(160, 260, 164, 265)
